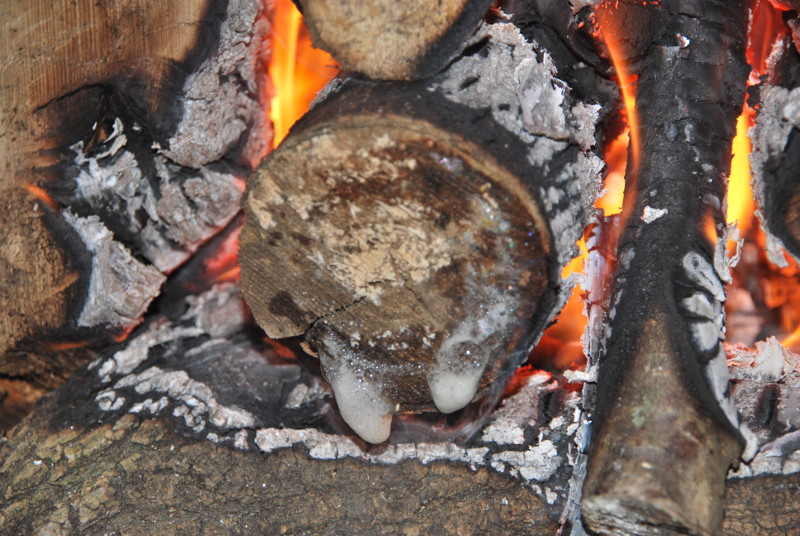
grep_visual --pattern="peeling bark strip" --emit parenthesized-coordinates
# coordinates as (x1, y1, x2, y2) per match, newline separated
(241, 23, 603, 443)
(582, 2, 753, 535)
(0, 0, 269, 428)
(298, 0, 494, 80)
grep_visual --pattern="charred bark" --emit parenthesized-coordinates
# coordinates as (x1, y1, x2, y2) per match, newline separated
(0, 279, 585, 535)
(582, 1, 753, 535)
(0, 280, 797, 534)
(0, 0, 270, 429)
(240, 23, 603, 443)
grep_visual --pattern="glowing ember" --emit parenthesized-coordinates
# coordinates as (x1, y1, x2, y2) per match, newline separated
(268, 0, 339, 146)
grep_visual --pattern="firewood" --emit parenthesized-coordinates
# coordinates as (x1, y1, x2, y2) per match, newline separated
(241, 23, 603, 443)
(581, 1, 755, 535)
(1, 280, 798, 534)
(751, 82, 800, 267)
(296, 0, 494, 80)
(0, 0, 269, 430)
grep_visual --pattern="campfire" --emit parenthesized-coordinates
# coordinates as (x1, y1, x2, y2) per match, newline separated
(1, 0, 799, 534)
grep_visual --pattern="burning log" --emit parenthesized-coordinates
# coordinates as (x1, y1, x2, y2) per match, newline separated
(0, 0, 269, 428)
(1, 278, 798, 534)
(581, 1, 756, 535)
(750, 39, 800, 266)
(296, 0, 494, 80)
(240, 23, 603, 444)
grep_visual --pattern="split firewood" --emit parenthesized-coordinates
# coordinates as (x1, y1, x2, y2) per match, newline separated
(751, 60, 800, 266)
(0, 0, 269, 428)
(296, 0, 494, 80)
(581, 1, 756, 535)
(1, 278, 798, 534)
(241, 23, 604, 443)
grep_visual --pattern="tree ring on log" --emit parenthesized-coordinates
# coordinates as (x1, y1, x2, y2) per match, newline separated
(242, 24, 602, 443)
(298, 0, 493, 80)
(242, 116, 556, 443)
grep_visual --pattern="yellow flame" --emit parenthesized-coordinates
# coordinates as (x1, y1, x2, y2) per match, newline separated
(726, 106, 755, 235)
(268, 0, 338, 146)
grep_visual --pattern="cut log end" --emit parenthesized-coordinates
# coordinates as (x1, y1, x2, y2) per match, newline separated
(241, 114, 553, 436)
(298, 0, 493, 80)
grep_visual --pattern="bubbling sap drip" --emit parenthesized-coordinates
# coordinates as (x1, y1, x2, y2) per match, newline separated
(317, 331, 393, 444)
(427, 289, 514, 414)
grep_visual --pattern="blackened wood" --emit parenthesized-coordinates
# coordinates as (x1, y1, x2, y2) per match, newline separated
(0, 280, 586, 535)
(582, 1, 752, 535)
(297, 0, 493, 80)
(241, 23, 602, 443)
(1, 283, 797, 535)
(0, 0, 269, 430)
(751, 82, 800, 266)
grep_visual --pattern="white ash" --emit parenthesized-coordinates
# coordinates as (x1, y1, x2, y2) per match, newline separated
(63, 211, 165, 329)
(255, 371, 584, 495)
(69, 118, 244, 273)
(641, 206, 668, 223)
(182, 284, 248, 339)
(429, 22, 603, 269)
(727, 338, 800, 382)
(160, 0, 270, 169)
(109, 365, 256, 432)
(682, 251, 726, 302)
(728, 348, 800, 476)
(481, 372, 557, 445)
(284, 378, 332, 410)
(750, 84, 800, 266)
(93, 319, 204, 383)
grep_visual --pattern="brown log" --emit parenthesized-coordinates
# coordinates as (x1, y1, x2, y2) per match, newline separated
(0, 0, 269, 430)
(0, 281, 797, 535)
(297, 0, 493, 80)
(241, 23, 603, 443)
(581, 1, 754, 535)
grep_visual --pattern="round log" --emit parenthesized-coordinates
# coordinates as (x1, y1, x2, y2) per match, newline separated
(297, 0, 493, 80)
(241, 23, 603, 443)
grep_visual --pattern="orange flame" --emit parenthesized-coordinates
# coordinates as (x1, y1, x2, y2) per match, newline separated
(726, 106, 755, 237)
(21, 183, 58, 211)
(595, 2, 641, 180)
(268, 0, 338, 146)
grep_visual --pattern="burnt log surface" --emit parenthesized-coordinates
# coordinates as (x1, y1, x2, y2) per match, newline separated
(0, 280, 798, 534)
(0, 280, 584, 535)
(0, 0, 270, 430)
(296, 0, 494, 80)
(582, 1, 753, 535)
(751, 82, 800, 267)
(241, 23, 603, 443)
(5, 264, 796, 535)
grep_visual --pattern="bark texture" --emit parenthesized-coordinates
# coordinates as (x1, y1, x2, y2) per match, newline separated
(241, 23, 603, 443)
(0, 0, 270, 429)
(583, 1, 753, 534)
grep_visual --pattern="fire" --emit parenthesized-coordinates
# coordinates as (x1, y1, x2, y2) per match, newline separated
(726, 108, 755, 236)
(268, 0, 339, 146)
(21, 183, 58, 211)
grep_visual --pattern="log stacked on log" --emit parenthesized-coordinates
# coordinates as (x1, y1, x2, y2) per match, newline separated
(1, 279, 798, 534)
(297, 0, 494, 80)
(241, 22, 603, 443)
(0, 0, 270, 428)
